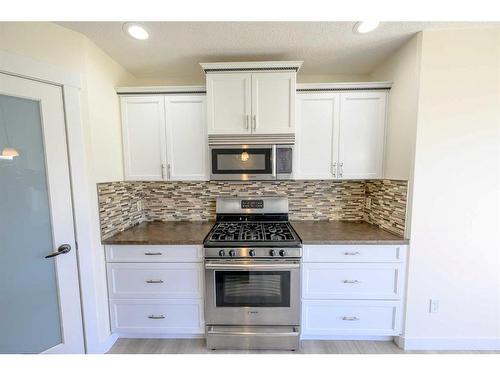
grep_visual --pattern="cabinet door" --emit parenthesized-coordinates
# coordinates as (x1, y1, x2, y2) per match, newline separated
(295, 93, 340, 179)
(120, 96, 167, 180)
(338, 92, 386, 179)
(206, 73, 251, 135)
(251, 72, 295, 134)
(166, 95, 208, 180)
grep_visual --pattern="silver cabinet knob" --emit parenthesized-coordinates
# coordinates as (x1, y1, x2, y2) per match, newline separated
(342, 316, 359, 321)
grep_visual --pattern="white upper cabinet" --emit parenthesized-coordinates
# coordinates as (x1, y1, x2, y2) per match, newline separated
(338, 92, 387, 179)
(295, 90, 387, 180)
(166, 95, 208, 180)
(206, 73, 252, 135)
(295, 93, 340, 179)
(251, 72, 295, 134)
(121, 96, 167, 181)
(203, 62, 301, 136)
(120, 94, 208, 181)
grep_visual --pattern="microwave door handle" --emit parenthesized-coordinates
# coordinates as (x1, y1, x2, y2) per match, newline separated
(272, 145, 277, 178)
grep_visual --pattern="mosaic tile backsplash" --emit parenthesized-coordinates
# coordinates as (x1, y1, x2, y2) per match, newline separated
(97, 180, 408, 240)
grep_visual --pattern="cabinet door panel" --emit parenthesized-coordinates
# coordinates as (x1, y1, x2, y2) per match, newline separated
(339, 92, 386, 179)
(206, 73, 251, 135)
(166, 95, 208, 180)
(295, 93, 339, 179)
(251, 72, 295, 134)
(302, 300, 401, 336)
(121, 96, 167, 181)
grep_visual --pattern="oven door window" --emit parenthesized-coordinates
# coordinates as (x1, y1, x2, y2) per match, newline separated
(215, 271, 290, 307)
(211, 148, 272, 174)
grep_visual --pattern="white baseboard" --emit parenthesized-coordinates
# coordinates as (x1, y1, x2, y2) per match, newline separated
(301, 335, 393, 341)
(399, 336, 500, 351)
(116, 333, 205, 339)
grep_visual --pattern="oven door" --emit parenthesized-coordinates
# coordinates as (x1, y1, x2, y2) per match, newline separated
(204, 260, 300, 326)
(210, 145, 275, 180)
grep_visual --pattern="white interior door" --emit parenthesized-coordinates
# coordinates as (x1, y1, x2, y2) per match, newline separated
(338, 91, 386, 179)
(165, 95, 208, 180)
(0, 73, 84, 353)
(295, 93, 340, 179)
(251, 72, 295, 134)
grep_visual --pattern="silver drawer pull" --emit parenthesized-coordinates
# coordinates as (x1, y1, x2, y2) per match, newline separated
(146, 280, 164, 284)
(148, 315, 165, 319)
(342, 280, 360, 284)
(343, 251, 360, 256)
(144, 252, 162, 256)
(342, 316, 360, 321)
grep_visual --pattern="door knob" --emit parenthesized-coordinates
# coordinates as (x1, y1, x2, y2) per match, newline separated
(45, 244, 71, 259)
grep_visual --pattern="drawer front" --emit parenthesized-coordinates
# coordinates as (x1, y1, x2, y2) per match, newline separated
(107, 263, 203, 299)
(302, 300, 401, 336)
(105, 245, 203, 263)
(110, 299, 204, 334)
(302, 263, 403, 300)
(303, 245, 406, 263)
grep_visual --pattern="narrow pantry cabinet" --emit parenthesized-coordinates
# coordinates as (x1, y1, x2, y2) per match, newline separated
(202, 61, 301, 136)
(119, 91, 208, 181)
(301, 244, 407, 339)
(105, 244, 204, 337)
(295, 83, 390, 180)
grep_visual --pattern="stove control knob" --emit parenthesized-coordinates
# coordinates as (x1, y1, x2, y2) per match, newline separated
(269, 249, 276, 257)
(218, 250, 225, 257)
(279, 249, 287, 257)
(249, 250, 256, 257)
(229, 250, 236, 257)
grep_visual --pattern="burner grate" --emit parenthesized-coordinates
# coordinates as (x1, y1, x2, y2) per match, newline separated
(208, 222, 297, 243)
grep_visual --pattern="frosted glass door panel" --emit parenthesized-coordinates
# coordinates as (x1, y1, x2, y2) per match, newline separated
(0, 94, 61, 353)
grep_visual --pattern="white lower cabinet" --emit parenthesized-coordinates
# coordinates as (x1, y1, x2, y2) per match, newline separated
(105, 245, 204, 337)
(301, 244, 407, 340)
(302, 300, 401, 336)
(110, 299, 204, 335)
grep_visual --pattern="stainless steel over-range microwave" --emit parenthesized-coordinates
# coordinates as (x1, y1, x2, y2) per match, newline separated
(209, 144, 293, 181)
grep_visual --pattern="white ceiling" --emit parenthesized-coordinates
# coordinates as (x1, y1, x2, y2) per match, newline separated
(58, 22, 495, 83)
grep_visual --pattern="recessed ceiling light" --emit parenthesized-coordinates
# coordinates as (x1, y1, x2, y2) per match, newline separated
(123, 23, 149, 40)
(353, 21, 380, 34)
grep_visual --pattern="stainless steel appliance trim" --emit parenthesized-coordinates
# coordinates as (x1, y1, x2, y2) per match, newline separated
(216, 196, 288, 215)
(205, 261, 299, 270)
(206, 325, 300, 351)
(207, 325, 299, 336)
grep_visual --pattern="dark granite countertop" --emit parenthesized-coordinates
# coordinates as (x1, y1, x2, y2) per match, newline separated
(102, 221, 215, 245)
(291, 221, 409, 245)
(102, 220, 408, 246)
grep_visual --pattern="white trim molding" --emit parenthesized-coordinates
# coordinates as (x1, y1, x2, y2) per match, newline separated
(200, 61, 303, 72)
(397, 336, 500, 351)
(297, 81, 392, 91)
(0, 50, 82, 88)
(116, 85, 206, 95)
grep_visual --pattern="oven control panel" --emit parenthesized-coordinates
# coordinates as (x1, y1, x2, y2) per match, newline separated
(204, 247, 301, 259)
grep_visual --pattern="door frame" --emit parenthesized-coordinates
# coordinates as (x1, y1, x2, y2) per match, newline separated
(0, 50, 113, 353)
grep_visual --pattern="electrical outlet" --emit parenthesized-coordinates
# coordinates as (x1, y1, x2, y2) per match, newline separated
(365, 197, 372, 210)
(429, 299, 439, 313)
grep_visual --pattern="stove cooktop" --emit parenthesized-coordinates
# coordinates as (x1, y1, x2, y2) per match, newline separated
(204, 221, 301, 248)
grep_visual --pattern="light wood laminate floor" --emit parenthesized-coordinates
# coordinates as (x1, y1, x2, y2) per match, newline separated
(107, 339, 499, 354)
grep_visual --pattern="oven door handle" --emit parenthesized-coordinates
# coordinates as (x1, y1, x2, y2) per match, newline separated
(205, 262, 299, 270)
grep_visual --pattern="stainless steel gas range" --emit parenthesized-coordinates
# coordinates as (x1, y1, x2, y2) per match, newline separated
(203, 197, 302, 351)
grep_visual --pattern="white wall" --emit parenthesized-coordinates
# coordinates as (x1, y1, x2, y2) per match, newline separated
(370, 34, 422, 181)
(0, 22, 137, 353)
(403, 28, 500, 350)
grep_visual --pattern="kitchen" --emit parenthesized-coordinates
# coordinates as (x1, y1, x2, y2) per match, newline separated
(1, 9, 499, 372)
